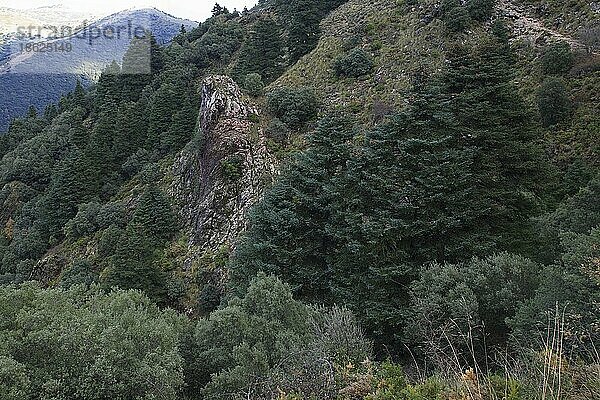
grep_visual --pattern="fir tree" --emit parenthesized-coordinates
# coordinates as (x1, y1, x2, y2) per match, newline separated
(212, 3, 225, 16)
(73, 80, 87, 110)
(232, 30, 550, 352)
(231, 115, 356, 301)
(121, 34, 163, 101)
(43, 104, 58, 121)
(131, 184, 178, 243)
(441, 33, 549, 253)
(27, 106, 37, 119)
(235, 17, 285, 83)
(161, 97, 197, 153)
(84, 107, 118, 197)
(103, 225, 167, 302)
(37, 150, 93, 241)
(96, 61, 122, 106)
(147, 83, 185, 151)
(112, 101, 148, 165)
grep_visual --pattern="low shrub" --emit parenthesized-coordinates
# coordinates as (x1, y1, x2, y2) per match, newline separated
(541, 42, 575, 75)
(266, 87, 318, 129)
(334, 48, 375, 78)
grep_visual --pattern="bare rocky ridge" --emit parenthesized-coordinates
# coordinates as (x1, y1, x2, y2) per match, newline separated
(172, 75, 276, 252)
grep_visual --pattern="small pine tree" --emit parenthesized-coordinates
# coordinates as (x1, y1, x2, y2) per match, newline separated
(235, 17, 285, 83)
(27, 105, 37, 119)
(73, 80, 87, 110)
(103, 225, 167, 302)
(537, 77, 572, 127)
(540, 42, 574, 76)
(132, 184, 178, 242)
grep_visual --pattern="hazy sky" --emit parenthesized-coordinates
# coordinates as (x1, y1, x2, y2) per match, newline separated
(0, 0, 257, 22)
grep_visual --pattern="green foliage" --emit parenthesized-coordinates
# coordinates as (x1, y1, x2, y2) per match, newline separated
(242, 73, 265, 97)
(0, 108, 81, 188)
(197, 283, 222, 313)
(60, 259, 97, 288)
(540, 42, 575, 75)
(235, 33, 549, 351)
(442, 1, 471, 32)
(122, 148, 152, 178)
(37, 150, 95, 242)
(147, 66, 200, 155)
(189, 273, 313, 397)
(510, 227, 600, 354)
(120, 34, 164, 101)
(248, 112, 260, 124)
(466, 0, 496, 22)
(266, 87, 318, 129)
(0, 1, 599, 394)
(334, 48, 375, 78)
(103, 225, 167, 303)
(187, 19, 244, 68)
(111, 101, 148, 164)
(407, 253, 540, 364)
(0, 284, 188, 400)
(98, 225, 124, 259)
(162, 97, 198, 153)
(441, 0, 495, 30)
(64, 201, 125, 240)
(231, 115, 355, 300)
(220, 156, 244, 182)
(132, 184, 179, 243)
(96, 61, 122, 105)
(534, 175, 600, 263)
(235, 17, 285, 83)
(487, 375, 522, 400)
(537, 77, 573, 127)
(0, 356, 30, 400)
(274, 0, 348, 62)
(265, 117, 290, 144)
(362, 362, 404, 399)
(188, 273, 371, 399)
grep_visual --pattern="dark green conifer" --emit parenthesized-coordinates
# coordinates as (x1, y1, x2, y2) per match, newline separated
(235, 17, 285, 83)
(132, 184, 178, 243)
(103, 225, 167, 302)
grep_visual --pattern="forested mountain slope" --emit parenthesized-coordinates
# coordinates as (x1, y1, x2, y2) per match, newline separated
(0, 0, 599, 399)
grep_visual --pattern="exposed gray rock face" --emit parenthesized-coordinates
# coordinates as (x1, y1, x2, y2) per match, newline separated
(172, 75, 276, 252)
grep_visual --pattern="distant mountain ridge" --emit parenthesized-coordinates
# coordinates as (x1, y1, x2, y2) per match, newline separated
(2, 8, 197, 75)
(0, 7, 197, 132)
(0, 5, 99, 35)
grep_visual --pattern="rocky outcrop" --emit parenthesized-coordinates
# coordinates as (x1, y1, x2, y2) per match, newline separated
(496, 0, 599, 54)
(171, 75, 276, 252)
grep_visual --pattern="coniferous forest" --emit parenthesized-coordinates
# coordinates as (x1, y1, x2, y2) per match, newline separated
(0, 0, 599, 399)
